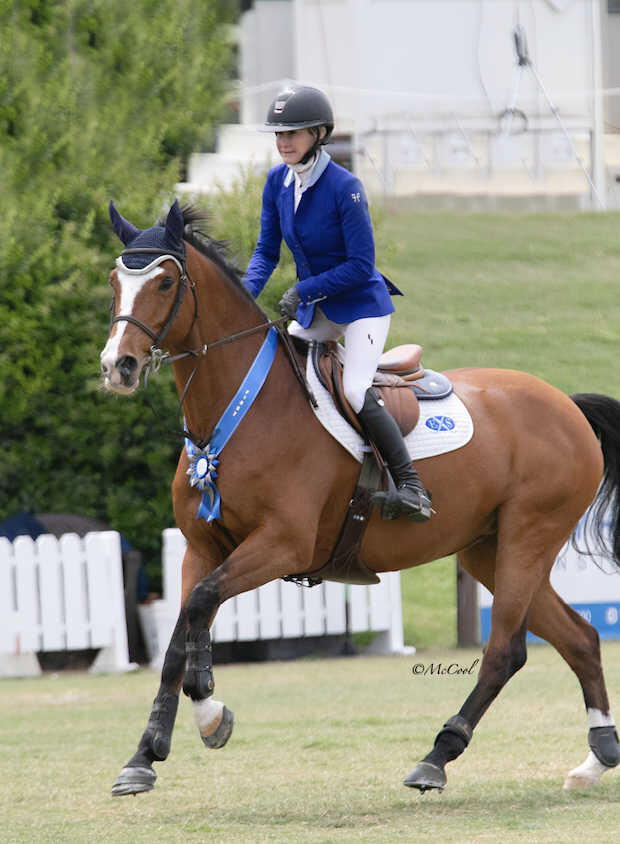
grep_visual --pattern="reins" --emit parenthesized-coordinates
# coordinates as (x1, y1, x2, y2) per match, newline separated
(145, 316, 317, 437)
(147, 316, 307, 439)
(148, 315, 291, 371)
(112, 245, 316, 444)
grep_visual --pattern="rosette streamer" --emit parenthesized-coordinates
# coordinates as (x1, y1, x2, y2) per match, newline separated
(185, 327, 279, 521)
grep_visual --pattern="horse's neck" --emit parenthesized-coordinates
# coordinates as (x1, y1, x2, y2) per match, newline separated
(171, 254, 276, 443)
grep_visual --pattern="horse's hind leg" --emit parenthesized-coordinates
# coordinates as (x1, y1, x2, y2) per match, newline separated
(527, 584, 620, 788)
(404, 526, 552, 793)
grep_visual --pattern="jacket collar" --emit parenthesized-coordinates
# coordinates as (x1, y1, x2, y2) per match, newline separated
(283, 149, 331, 189)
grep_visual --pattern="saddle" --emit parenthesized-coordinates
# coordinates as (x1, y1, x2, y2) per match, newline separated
(312, 341, 452, 436)
(283, 341, 452, 588)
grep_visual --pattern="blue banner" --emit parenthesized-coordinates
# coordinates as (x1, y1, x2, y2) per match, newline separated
(185, 326, 279, 522)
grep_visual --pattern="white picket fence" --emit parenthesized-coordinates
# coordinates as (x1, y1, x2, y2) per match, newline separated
(138, 529, 405, 667)
(0, 528, 406, 677)
(0, 531, 133, 677)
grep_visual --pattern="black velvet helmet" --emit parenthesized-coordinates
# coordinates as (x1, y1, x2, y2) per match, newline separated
(261, 85, 334, 142)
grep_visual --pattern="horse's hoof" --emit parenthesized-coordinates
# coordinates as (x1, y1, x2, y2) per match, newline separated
(111, 765, 156, 797)
(201, 705, 234, 749)
(563, 751, 612, 790)
(563, 774, 601, 790)
(403, 761, 447, 793)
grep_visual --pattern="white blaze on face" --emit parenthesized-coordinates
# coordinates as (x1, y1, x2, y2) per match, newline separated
(100, 264, 164, 381)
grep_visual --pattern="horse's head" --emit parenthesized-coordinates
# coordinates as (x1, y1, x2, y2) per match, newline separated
(101, 199, 195, 394)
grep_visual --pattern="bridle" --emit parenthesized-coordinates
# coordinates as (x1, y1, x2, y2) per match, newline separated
(111, 246, 290, 372)
(109, 246, 313, 436)
(111, 246, 198, 350)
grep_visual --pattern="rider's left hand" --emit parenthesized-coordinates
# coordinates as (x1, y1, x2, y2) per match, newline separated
(279, 286, 302, 320)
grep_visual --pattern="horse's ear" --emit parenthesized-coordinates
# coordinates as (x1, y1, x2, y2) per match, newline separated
(164, 199, 185, 249)
(109, 201, 141, 245)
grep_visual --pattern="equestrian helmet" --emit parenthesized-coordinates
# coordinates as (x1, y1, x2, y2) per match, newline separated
(261, 85, 334, 142)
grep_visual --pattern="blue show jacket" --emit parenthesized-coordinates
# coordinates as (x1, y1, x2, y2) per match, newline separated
(243, 152, 401, 328)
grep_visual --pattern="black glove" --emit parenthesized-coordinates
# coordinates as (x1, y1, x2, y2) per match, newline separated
(279, 286, 302, 319)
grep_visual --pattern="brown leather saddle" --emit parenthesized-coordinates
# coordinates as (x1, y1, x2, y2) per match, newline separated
(314, 341, 422, 436)
(283, 342, 452, 588)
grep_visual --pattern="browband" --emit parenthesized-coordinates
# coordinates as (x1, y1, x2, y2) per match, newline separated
(116, 252, 185, 276)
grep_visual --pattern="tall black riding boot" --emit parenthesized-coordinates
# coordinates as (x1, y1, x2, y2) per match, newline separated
(357, 388, 432, 522)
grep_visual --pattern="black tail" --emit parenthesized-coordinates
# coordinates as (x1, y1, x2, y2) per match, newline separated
(571, 393, 620, 568)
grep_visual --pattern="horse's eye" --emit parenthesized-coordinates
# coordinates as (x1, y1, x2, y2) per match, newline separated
(159, 276, 174, 291)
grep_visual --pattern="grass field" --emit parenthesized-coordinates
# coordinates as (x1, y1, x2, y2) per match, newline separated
(378, 208, 620, 648)
(2, 642, 620, 843)
(378, 208, 620, 395)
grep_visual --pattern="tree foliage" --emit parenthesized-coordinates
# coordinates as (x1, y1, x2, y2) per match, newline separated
(0, 0, 237, 585)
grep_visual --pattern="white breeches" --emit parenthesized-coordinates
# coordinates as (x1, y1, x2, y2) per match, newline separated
(289, 308, 391, 413)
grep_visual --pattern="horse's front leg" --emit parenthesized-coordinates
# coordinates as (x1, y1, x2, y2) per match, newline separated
(182, 572, 235, 751)
(112, 544, 218, 797)
(182, 526, 311, 737)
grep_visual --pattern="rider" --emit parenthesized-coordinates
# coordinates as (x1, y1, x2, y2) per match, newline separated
(243, 84, 431, 522)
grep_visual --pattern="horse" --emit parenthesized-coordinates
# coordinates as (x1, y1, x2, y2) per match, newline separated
(100, 199, 620, 798)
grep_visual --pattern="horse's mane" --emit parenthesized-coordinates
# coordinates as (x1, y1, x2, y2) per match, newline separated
(157, 203, 267, 318)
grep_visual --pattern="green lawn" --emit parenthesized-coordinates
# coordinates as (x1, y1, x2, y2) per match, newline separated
(2, 642, 620, 842)
(400, 557, 456, 649)
(374, 209, 620, 649)
(378, 209, 620, 394)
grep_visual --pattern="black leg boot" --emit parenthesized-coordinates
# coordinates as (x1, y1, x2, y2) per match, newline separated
(357, 388, 432, 522)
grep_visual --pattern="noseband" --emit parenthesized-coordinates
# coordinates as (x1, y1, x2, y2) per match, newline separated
(111, 247, 198, 350)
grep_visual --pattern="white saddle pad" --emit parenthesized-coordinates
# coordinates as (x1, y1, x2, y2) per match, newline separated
(306, 353, 474, 463)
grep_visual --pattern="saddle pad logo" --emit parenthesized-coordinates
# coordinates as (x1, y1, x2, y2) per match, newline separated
(425, 415, 456, 432)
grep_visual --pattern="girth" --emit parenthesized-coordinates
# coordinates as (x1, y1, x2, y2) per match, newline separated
(283, 451, 382, 586)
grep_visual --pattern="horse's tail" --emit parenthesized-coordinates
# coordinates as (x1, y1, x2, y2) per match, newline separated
(571, 392, 620, 568)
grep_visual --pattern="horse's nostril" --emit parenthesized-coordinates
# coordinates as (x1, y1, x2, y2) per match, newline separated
(101, 362, 110, 376)
(117, 355, 138, 379)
